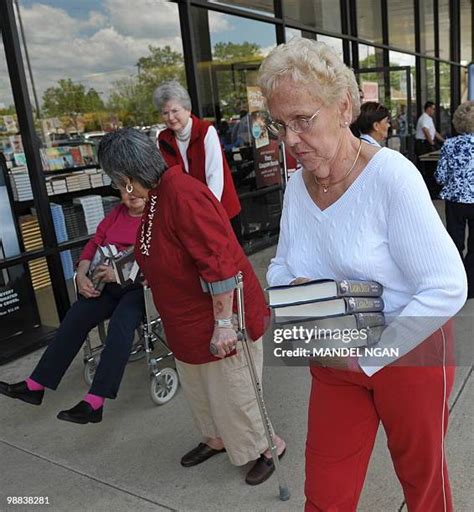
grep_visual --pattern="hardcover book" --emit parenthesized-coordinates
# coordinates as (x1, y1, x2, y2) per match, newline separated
(267, 279, 383, 307)
(273, 297, 384, 322)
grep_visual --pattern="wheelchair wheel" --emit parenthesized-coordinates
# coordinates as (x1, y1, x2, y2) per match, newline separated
(150, 367, 179, 405)
(84, 359, 98, 386)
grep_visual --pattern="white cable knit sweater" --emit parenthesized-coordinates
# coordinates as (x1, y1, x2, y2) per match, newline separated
(267, 148, 467, 376)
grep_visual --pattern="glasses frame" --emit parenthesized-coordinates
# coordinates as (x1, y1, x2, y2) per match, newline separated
(267, 108, 322, 137)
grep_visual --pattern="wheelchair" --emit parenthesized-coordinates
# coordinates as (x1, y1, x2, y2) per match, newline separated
(74, 275, 179, 405)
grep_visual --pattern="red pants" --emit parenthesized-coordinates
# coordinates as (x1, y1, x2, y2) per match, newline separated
(305, 324, 455, 512)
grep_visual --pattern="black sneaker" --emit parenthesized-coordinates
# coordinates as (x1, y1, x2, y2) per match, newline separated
(0, 381, 44, 405)
(57, 401, 103, 425)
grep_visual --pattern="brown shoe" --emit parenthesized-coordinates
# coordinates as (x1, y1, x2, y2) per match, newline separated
(180, 443, 226, 467)
(245, 448, 286, 486)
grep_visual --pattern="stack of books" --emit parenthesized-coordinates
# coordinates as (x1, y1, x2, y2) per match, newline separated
(73, 195, 105, 235)
(102, 196, 121, 216)
(9, 167, 33, 201)
(50, 203, 74, 280)
(63, 204, 88, 240)
(267, 279, 386, 346)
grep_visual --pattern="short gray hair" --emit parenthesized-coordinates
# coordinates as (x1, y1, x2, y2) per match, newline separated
(453, 101, 474, 134)
(153, 80, 192, 111)
(258, 37, 360, 119)
(98, 128, 167, 189)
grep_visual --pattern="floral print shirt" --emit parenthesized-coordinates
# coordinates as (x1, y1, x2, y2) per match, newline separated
(435, 133, 474, 203)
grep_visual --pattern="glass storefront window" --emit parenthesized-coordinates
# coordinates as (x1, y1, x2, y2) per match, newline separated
(284, 29, 344, 59)
(209, 0, 274, 18)
(461, 0, 472, 64)
(357, 44, 386, 102)
(283, 0, 341, 33)
(356, 0, 383, 45)
(419, 0, 435, 57)
(438, 0, 450, 61)
(420, 58, 436, 108)
(439, 62, 452, 137)
(387, 1, 415, 52)
(191, 7, 282, 248)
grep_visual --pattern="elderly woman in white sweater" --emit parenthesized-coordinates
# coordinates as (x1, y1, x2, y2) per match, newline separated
(260, 38, 467, 512)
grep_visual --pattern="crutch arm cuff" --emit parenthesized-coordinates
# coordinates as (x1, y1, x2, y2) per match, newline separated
(200, 275, 239, 295)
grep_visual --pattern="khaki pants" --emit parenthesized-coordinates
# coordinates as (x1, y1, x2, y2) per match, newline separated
(175, 338, 269, 466)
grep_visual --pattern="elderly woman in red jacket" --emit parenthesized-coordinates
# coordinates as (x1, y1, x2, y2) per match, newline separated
(98, 128, 286, 486)
(154, 81, 242, 240)
(0, 190, 146, 424)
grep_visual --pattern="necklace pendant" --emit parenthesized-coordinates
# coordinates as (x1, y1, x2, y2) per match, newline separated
(323, 186, 329, 193)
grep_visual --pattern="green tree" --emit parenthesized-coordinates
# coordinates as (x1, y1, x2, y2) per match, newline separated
(42, 79, 105, 131)
(212, 42, 262, 117)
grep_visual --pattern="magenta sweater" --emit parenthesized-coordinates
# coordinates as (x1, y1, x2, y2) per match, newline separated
(79, 204, 142, 263)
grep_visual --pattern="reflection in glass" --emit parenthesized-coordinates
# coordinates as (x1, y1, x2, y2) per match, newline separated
(283, 0, 341, 33)
(438, 0, 450, 61)
(209, 0, 274, 17)
(191, 7, 282, 249)
(358, 45, 386, 103)
(461, 0, 472, 64)
(16, 0, 184, 142)
(439, 62, 451, 136)
(419, 0, 435, 57)
(356, 0, 383, 44)
(387, 1, 415, 51)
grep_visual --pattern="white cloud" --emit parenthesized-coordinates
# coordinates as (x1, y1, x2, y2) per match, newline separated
(208, 11, 232, 33)
(0, 1, 187, 107)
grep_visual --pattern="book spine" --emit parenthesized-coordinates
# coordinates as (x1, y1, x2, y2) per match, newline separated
(354, 312, 385, 329)
(337, 280, 383, 297)
(345, 297, 384, 313)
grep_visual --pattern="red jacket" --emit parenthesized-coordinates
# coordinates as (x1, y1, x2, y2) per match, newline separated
(135, 165, 269, 364)
(158, 115, 241, 219)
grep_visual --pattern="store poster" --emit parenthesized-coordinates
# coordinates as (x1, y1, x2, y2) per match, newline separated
(361, 81, 379, 102)
(0, 159, 40, 341)
(246, 86, 282, 189)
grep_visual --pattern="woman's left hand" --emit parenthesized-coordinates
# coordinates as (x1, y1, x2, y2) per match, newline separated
(94, 264, 116, 283)
(210, 326, 238, 358)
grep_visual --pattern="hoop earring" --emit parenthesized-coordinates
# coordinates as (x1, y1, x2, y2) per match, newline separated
(126, 183, 134, 194)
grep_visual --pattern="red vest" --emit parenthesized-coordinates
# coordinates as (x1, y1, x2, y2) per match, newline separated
(158, 115, 241, 219)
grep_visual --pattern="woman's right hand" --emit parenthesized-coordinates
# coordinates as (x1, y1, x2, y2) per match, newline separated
(290, 277, 312, 285)
(76, 273, 101, 299)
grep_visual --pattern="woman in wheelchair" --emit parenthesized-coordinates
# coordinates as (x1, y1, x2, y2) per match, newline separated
(0, 189, 146, 424)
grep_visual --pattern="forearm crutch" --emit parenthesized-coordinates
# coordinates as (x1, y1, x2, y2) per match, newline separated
(209, 272, 290, 501)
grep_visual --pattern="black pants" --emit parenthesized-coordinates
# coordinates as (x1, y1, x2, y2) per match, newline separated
(31, 284, 145, 398)
(445, 200, 474, 298)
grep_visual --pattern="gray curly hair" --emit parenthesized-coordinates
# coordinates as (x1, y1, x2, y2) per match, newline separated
(453, 101, 474, 134)
(258, 38, 360, 119)
(153, 80, 192, 112)
(98, 128, 167, 190)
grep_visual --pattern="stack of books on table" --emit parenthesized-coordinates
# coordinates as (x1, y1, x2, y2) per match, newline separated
(267, 279, 386, 346)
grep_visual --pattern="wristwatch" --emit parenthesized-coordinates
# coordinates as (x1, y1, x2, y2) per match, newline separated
(214, 317, 233, 328)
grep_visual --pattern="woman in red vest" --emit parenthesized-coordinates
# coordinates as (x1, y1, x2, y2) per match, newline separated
(154, 81, 242, 241)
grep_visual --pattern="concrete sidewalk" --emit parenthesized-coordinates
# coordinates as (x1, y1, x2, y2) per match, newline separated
(1, 209, 473, 511)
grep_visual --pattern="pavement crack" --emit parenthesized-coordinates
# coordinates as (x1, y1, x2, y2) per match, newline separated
(0, 438, 178, 511)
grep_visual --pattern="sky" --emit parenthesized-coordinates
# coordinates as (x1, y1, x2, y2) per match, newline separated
(0, 0, 277, 109)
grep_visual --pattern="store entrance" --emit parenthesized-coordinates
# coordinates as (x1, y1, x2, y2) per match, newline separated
(354, 65, 415, 162)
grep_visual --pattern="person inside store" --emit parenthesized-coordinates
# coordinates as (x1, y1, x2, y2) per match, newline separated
(153, 81, 242, 242)
(435, 100, 474, 299)
(0, 188, 146, 425)
(415, 100, 445, 156)
(352, 101, 391, 147)
(97, 128, 286, 486)
(259, 37, 467, 511)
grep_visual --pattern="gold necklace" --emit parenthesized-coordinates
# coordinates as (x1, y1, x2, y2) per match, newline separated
(314, 139, 363, 193)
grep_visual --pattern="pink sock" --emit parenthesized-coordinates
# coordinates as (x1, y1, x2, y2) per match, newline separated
(84, 393, 105, 410)
(26, 377, 45, 391)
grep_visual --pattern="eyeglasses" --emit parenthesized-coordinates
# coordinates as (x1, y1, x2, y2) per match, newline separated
(267, 109, 321, 138)
(161, 107, 184, 118)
